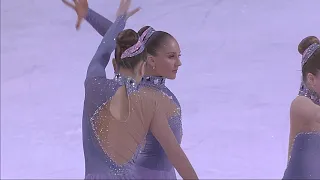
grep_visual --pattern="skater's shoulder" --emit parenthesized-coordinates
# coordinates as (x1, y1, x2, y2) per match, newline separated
(138, 87, 176, 104)
(291, 96, 312, 106)
(290, 96, 320, 121)
(291, 96, 314, 109)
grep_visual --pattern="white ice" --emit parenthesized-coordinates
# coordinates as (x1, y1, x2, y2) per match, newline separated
(1, 0, 320, 179)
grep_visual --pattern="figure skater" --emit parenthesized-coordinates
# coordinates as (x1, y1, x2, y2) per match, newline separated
(68, 1, 142, 178)
(283, 36, 320, 179)
(62, 0, 198, 179)
(79, 8, 186, 180)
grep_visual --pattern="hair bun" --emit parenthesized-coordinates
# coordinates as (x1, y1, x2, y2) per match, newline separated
(298, 36, 320, 55)
(116, 29, 139, 51)
(138, 26, 154, 36)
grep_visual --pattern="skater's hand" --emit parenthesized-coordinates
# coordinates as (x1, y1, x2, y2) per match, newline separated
(116, 0, 141, 20)
(62, 0, 88, 30)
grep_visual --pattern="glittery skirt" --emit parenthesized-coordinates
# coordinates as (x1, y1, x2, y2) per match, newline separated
(134, 165, 176, 179)
(283, 132, 320, 179)
(85, 173, 139, 179)
(84, 165, 176, 179)
(85, 165, 139, 180)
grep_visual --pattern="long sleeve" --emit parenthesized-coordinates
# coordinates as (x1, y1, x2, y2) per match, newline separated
(85, 8, 112, 37)
(149, 96, 198, 180)
(85, 14, 126, 80)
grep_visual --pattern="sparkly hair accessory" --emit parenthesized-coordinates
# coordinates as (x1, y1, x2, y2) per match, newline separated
(120, 27, 155, 59)
(299, 43, 320, 98)
(301, 43, 320, 66)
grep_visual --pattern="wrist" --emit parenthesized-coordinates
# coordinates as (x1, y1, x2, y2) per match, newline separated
(116, 13, 127, 21)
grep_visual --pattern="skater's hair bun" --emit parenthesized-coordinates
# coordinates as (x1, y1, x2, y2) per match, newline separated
(138, 26, 174, 56)
(299, 36, 320, 81)
(298, 36, 320, 55)
(138, 26, 152, 35)
(115, 29, 146, 69)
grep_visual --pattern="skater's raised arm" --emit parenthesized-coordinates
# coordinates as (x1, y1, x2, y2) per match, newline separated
(85, 0, 140, 80)
(85, 8, 112, 37)
(86, 15, 126, 80)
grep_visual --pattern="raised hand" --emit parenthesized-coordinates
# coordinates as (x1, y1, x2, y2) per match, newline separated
(116, 0, 141, 19)
(62, 0, 88, 30)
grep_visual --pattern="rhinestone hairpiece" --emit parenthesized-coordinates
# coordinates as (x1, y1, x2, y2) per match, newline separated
(301, 43, 320, 67)
(120, 27, 155, 59)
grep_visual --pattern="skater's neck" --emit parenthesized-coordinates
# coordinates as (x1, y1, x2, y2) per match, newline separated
(118, 68, 142, 83)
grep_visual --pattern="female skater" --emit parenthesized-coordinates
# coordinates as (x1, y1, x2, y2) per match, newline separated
(283, 36, 320, 179)
(62, 1, 191, 179)
(62, 0, 198, 179)
(76, 1, 143, 178)
(133, 26, 184, 179)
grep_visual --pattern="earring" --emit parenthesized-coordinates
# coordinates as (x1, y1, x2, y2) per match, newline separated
(152, 66, 155, 70)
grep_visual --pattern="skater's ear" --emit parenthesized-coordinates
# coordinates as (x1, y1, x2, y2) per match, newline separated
(146, 55, 156, 68)
(307, 73, 314, 82)
(139, 61, 146, 77)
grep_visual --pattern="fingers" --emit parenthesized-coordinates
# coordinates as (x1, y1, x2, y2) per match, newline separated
(63, 0, 84, 30)
(125, 0, 131, 8)
(79, 0, 88, 6)
(124, 0, 131, 11)
(75, 17, 83, 30)
(118, 0, 124, 9)
(117, 0, 139, 18)
(73, 0, 79, 5)
(127, 7, 141, 18)
(62, 0, 75, 9)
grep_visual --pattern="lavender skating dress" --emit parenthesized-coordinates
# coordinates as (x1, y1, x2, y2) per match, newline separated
(85, 9, 183, 179)
(283, 84, 320, 179)
(82, 14, 143, 179)
(283, 44, 320, 179)
(135, 76, 183, 179)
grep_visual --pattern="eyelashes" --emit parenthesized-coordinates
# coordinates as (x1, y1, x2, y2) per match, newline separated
(168, 54, 181, 58)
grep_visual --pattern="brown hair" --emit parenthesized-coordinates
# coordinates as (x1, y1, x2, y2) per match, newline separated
(115, 29, 146, 69)
(138, 26, 174, 56)
(298, 36, 320, 80)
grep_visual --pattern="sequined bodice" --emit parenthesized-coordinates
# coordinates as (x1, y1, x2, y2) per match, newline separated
(284, 132, 320, 179)
(83, 74, 140, 177)
(283, 83, 320, 179)
(135, 76, 183, 170)
(298, 83, 320, 105)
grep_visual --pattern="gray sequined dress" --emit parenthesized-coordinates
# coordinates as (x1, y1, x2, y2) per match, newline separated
(85, 9, 183, 179)
(82, 14, 142, 179)
(135, 76, 183, 179)
(283, 83, 320, 179)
